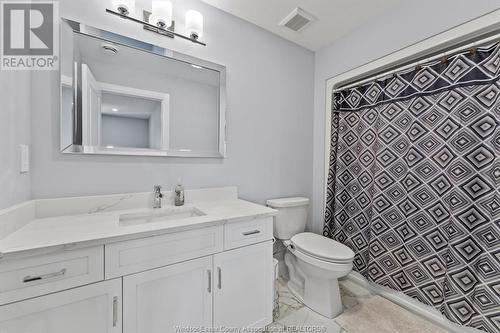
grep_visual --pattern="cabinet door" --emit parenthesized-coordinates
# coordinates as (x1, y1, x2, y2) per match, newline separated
(213, 241, 273, 329)
(123, 256, 213, 333)
(0, 279, 121, 333)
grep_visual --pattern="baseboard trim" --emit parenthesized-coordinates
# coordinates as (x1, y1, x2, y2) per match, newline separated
(345, 271, 482, 333)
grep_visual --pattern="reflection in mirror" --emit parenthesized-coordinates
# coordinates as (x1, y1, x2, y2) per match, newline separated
(100, 92, 166, 150)
(80, 64, 170, 150)
(60, 19, 226, 158)
(60, 20, 75, 150)
(61, 79, 74, 149)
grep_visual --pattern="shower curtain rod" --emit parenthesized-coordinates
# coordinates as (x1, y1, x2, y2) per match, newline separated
(333, 30, 500, 93)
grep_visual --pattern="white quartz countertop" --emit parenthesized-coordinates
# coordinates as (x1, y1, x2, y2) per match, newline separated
(0, 199, 277, 257)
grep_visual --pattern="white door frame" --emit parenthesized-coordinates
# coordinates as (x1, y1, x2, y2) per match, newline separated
(81, 64, 101, 147)
(322, 9, 500, 219)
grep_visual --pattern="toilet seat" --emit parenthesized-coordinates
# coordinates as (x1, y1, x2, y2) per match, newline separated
(290, 232, 354, 264)
(288, 243, 353, 273)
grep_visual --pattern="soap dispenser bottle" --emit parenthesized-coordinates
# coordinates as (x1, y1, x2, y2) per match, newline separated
(174, 179, 185, 206)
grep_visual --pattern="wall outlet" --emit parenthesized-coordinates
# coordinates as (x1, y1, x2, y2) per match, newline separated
(19, 144, 29, 173)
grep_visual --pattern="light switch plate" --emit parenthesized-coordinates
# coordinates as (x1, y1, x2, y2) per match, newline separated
(19, 144, 29, 173)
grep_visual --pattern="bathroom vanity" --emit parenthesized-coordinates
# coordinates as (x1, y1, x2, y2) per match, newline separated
(0, 187, 276, 333)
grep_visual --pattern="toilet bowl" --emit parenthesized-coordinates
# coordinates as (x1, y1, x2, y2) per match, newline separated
(267, 197, 354, 318)
(283, 233, 354, 318)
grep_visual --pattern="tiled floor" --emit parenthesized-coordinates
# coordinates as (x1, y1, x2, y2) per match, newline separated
(268, 278, 448, 333)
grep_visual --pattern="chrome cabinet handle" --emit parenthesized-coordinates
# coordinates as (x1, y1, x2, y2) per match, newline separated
(112, 296, 118, 327)
(23, 268, 67, 283)
(207, 270, 212, 293)
(242, 230, 261, 236)
(217, 267, 222, 289)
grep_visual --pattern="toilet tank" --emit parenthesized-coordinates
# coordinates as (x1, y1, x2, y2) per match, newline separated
(267, 197, 310, 240)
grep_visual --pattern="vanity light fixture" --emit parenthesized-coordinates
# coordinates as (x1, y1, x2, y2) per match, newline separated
(186, 10, 203, 40)
(106, 0, 206, 46)
(111, 0, 135, 16)
(150, 0, 172, 29)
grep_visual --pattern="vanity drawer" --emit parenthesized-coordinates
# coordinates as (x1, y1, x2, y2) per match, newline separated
(224, 217, 273, 250)
(0, 246, 104, 305)
(105, 225, 223, 279)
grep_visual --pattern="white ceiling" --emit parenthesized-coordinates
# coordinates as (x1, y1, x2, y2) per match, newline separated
(76, 33, 220, 87)
(200, 0, 402, 51)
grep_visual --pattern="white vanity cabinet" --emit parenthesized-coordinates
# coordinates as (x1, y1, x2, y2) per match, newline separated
(0, 279, 122, 333)
(119, 220, 274, 332)
(105, 226, 223, 279)
(214, 241, 273, 329)
(0, 215, 275, 333)
(0, 246, 104, 305)
(123, 256, 213, 333)
(122, 241, 273, 333)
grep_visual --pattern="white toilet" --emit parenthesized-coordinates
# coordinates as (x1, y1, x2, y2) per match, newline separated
(267, 197, 354, 318)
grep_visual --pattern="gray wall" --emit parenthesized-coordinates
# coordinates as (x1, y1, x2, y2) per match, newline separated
(0, 71, 31, 209)
(101, 115, 150, 148)
(311, 0, 500, 232)
(30, 0, 315, 207)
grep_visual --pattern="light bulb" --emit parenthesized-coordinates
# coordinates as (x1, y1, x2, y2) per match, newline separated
(151, 0, 172, 29)
(112, 0, 135, 16)
(186, 10, 203, 40)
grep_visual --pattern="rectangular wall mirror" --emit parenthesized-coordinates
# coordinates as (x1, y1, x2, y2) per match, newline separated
(60, 19, 226, 158)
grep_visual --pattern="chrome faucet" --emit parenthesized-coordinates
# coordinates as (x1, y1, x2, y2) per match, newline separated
(153, 185, 163, 209)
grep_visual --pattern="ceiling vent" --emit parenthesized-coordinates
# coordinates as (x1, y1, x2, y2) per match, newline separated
(279, 7, 315, 32)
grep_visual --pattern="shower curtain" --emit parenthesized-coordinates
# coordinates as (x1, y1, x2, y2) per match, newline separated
(324, 43, 499, 332)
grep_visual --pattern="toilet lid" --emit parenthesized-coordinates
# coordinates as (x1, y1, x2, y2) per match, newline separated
(291, 232, 354, 263)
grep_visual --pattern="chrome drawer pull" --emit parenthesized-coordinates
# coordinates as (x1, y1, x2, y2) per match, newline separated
(207, 270, 212, 293)
(23, 268, 67, 283)
(113, 296, 118, 327)
(217, 267, 222, 289)
(242, 230, 261, 236)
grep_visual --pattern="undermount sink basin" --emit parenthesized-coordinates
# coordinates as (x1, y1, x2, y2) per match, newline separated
(119, 207, 206, 226)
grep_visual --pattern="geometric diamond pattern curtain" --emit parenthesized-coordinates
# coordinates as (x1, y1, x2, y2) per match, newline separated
(324, 43, 500, 332)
